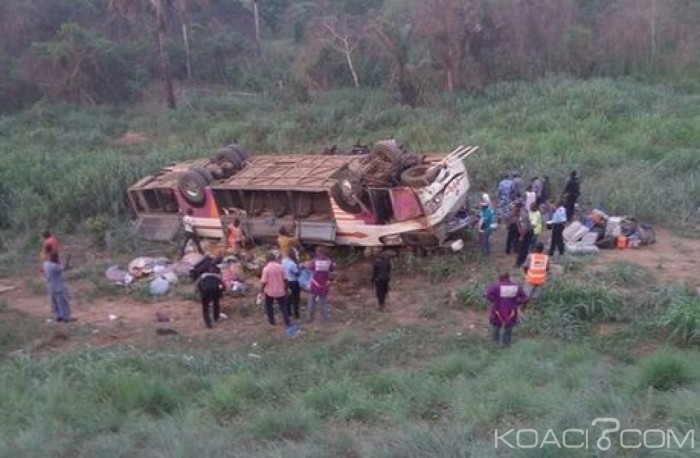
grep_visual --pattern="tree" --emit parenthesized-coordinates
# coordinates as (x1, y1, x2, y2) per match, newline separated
(176, 0, 192, 79)
(110, 0, 177, 108)
(413, 0, 477, 91)
(317, 15, 365, 87)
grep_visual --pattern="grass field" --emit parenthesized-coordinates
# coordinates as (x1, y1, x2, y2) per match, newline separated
(1, 78, 699, 456)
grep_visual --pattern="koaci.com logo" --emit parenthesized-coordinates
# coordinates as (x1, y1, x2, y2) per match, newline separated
(494, 418, 695, 451)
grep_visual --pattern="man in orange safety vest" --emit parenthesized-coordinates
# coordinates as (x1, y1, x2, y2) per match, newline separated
(523, 242, 549, 300)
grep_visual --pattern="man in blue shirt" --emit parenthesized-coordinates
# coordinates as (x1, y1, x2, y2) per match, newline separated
(282, 251, 301, 319)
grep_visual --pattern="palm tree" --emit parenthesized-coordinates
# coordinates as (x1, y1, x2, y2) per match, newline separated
(110, 0, 177, 108)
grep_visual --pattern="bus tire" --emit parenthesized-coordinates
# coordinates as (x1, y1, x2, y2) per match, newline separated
(401, 165, 439, 188)
(400, 232, 439, 247)
(178, 171, 208, 206)
(371, 140, 403, 164)
(330, 181, 362, 214)
(192, 167, 213, 183)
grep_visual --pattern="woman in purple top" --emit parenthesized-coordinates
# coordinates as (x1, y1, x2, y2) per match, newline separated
(306, 246, 334, 322)
(486, 272, 527, 347)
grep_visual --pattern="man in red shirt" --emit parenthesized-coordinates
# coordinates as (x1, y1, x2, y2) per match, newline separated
(260, 252, 298, 337)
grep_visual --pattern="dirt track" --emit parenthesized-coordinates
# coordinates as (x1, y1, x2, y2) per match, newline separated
(1, 227, 698, 354)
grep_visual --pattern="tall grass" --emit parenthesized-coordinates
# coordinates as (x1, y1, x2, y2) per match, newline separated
(1, 329, 699, 456)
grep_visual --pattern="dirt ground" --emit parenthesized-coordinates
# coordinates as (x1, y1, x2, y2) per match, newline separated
(1, 227, 698, 355)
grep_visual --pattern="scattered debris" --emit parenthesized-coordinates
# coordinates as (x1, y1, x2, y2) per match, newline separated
(0, 285, 17, 294)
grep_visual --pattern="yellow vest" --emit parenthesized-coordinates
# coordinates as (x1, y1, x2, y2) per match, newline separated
(526, 253, 549, 286)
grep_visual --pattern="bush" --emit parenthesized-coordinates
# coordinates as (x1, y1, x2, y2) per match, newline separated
(639, 351, 695, 391)
(660, 295, 700, 345)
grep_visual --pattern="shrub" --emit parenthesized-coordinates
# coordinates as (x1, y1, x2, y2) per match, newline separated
(660, 295, 700, 345)
(639, 351, 695, 391)
(249, 403, 317, 440)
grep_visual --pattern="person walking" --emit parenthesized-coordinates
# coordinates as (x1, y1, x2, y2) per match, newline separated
(180, 208, 204, 257)
(515, 203, 534, 268)
(260, 252, 297, 336)
(563, 171, 581, 222)
(523, 242, 549, 301)
(371, 251, 392, 310)
(196, 264, 224, 329)
(43, 252, 75, 322)
(478, 201, 495, 256)
(486, 272, 527, 347)
(306, 246, 334, 323)
(524, 185, 537, 214)
(547, 199, 567, 257)
(282, 251, 302, 320)
(505, 201, 523, 256)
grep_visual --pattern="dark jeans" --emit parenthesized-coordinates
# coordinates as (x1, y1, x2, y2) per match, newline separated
(265, 294, 291, 327)
(200, 289, 221, 328)
(374, 279, 390, 309)
(181, 230, 204, 257)
(287, 280, 301, 319)
(505, 223, 519, 255)
(549, 223, 565, 256)
(493, 325, 514, 346)
(516, 230, 533, 267)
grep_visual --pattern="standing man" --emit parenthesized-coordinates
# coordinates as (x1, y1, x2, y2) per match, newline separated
(282, 251, 302, 320)
(486, 272, 527, 347)
(498, 174, 513, 204)
(547, 199, 567, 257)
(505, 201, 523, 256)
(277, 226, 298, 258)
(371, 251, 391, 311)
(538, 176, 551, 206)
(43, 252, 75, 322)
(523, 242, 549, 301)
(478, 201, 495, 256)
(531, 176, 543, 203)
(528, 203, 543, 250)
(306, 246, 334, 323)
(515, 202, 534, 268)
(180, 208, 203, 257)
(563, 171, 581, 222)
(260, 251, 297, 336)
(511, 171, 524, 200)
(196, 264, 224, 329)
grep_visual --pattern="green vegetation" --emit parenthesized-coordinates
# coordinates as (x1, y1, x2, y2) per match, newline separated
(1, 79, 699, 261)
(1, 329, 699, 456)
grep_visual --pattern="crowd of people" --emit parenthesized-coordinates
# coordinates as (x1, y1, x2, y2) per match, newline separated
(480, 169, 582, 346)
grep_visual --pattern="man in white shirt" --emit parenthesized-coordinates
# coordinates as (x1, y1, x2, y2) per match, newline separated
(547, 200, 567, 256)
(180, 208, 204, 257)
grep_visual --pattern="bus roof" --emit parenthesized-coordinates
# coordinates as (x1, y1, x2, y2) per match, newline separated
(210, 155, 360, 192)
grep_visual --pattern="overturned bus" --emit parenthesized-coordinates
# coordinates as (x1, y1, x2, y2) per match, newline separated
(127, 144, 477, 247)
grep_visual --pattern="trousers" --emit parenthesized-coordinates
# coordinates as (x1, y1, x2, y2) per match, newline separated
(493, 325, 514, 346)
(200, 288, 221, 328)
(265, 294, 291, 327)
(374, 279, 389, 309)
(308, 294, 330, 322)
(50, 291, 71, 320)
(287, 281, 301, 319)
(549, 223, 565, 256)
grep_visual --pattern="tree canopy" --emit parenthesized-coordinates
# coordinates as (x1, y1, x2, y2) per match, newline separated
(1, 0, 698, 110)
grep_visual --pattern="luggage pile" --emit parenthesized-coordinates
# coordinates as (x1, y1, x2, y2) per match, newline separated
(564, 208, 657, 254)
